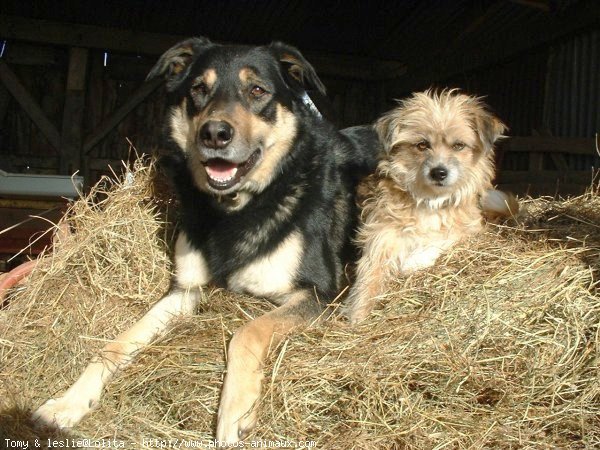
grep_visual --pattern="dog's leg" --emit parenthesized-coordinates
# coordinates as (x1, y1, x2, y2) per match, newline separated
(344, 252, 388, 324)
(33, 232, 207, 429)
(216, 289, 320, 444)
(32, 288, 200, 429)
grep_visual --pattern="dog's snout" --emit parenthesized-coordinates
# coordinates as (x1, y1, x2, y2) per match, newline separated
(199, 120, 234, 149)
(429, 166, 448, 182)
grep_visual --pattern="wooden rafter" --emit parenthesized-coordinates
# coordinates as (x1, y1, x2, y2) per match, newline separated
(0, 14, 405, 81)
(61, 47, 88, 174)
(509, 0, 551, 12)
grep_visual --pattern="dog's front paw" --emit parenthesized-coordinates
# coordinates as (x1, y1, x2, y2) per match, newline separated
(216, 373, 261, 445)
(32, 395, 95, 429)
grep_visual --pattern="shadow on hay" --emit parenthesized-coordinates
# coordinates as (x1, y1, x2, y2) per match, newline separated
(0, 407, 73, 442)
(519, 191, 600, 277)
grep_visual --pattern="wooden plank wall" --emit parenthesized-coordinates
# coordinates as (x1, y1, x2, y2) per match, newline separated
(0, 35, 597, 197)
(496, 136, 599, 196)
(0, 42, 386, 187)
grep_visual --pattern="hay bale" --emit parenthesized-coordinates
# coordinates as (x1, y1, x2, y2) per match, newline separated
(1, 159, 598, 449)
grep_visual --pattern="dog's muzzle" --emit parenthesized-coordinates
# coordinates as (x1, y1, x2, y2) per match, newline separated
(199, 120, 233, 150)
(202, 150, 261, 191)
(197, 120, 261, 192)
(429, 166, 448, 185)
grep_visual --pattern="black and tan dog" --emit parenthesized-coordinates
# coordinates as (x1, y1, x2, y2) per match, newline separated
(33, 37, 379, 443)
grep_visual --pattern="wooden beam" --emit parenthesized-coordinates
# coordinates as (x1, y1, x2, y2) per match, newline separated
(0, 14, 403, 81)
(83, 77, 162, 155)
(0, 83, 10, 125)
(60, 47, 88, 174)
(0, 198, 64, 210)
(2, 42, 61, 66)
(307, 53, 406, 80)
(501, 137, 596, 155)
(0, 60, 62, 154)
(509, 0, 551, 12)
(496, 181, 588, 196)
(498, 170, 593, 185)
(0, 14, 179, 57)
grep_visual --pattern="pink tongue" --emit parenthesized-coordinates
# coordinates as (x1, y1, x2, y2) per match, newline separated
(205, 160, 238, 181)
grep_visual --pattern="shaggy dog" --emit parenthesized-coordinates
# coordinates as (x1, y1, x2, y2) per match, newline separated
(345, 89, 518, 323)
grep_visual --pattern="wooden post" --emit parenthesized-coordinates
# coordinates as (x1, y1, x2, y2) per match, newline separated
(0, 84, 10, 123)
(60, 47, 88, 175)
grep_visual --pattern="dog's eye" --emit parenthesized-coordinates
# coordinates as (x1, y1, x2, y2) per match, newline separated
(416, 141, 430, 151)
(250, 85, 267, 97)
(191, 82, 208, 96)
(453, 142, 466, 151)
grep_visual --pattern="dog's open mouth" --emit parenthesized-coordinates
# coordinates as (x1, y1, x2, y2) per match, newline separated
(203, 149, 261, 190)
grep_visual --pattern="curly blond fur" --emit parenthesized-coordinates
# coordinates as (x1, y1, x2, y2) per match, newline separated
(345, 89, 516, 323)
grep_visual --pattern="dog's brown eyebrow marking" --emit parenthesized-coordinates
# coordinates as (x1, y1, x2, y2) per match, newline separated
(200, 68, 217, 88)
(192, 68, 217, 90)
(239, 67, 260, 84)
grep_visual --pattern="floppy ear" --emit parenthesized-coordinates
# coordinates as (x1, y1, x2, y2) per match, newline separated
(475, 109, 507, 153)
(269, 42, 326, 96)
(147, 37, 213, 90)
(374, 114, 391, 148)
(373, 110, 399, 153)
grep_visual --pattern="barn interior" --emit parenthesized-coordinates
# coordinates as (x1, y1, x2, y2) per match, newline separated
(0, 2, 599, 448)
(0, 1, 598, 264)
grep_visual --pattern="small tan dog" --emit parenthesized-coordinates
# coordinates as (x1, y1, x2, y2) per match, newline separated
(345, 89, 517, 323)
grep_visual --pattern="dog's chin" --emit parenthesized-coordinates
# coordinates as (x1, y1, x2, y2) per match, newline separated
(418, 179, 453, 195)
(201, 149, 262, 195)
(411, 179, 460, 206)
(429, 180, 455, 191)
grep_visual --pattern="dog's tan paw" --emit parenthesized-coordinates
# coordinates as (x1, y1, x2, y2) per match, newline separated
(32, 396, 95, 429)
(344, 292, 374, 324)
(216, 374, 261, 445)
(348, 308, 369, 324)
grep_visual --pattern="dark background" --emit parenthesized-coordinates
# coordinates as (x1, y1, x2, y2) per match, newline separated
(0, 0, 599, 194)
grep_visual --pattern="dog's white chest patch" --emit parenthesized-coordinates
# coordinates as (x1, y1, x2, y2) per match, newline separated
(174, 232, 212, 288)
(228, 231, 303, 298)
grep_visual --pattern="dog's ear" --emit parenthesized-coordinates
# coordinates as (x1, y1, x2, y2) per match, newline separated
(475, 110, 507, 153)
(269, 42, 326, 96)
(147, 37, 213, 90)
(373, 111, 398, 153)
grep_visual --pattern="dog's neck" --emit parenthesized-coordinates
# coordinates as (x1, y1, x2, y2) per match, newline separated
(415, 189, 484, 211)
(214, 191, 253, 212)
(416, 195, 454, 210)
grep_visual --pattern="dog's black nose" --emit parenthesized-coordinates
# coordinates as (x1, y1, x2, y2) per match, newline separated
(430, 166, 448, 181)
(199, 120, 233, 149)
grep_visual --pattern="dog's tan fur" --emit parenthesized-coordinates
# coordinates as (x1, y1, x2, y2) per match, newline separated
(345, 89, 517, 323)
